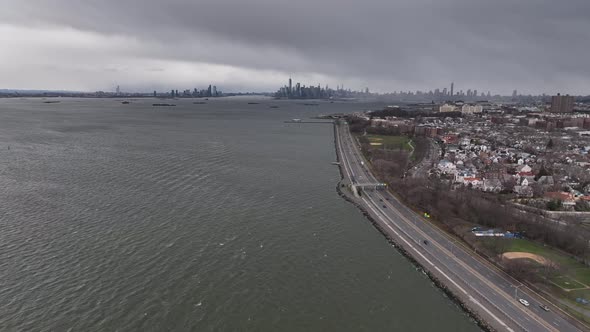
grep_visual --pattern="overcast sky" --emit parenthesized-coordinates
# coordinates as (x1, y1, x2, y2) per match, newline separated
(1, 0, 589, 94)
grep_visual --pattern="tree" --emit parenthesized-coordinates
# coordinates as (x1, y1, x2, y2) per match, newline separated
(502, 178, 517, 193)
(546, 138, 554, 150)
(531, 183, 546, 198)
(358, 136, 370, 145)
(523, 145, 536, 154)
(575, 200, 590, 212)
(546, 199, 562, 211)
(535, 165, 551, 180)
(484, 238, 509, 256)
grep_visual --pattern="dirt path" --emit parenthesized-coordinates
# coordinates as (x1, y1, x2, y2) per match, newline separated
(502, 252, 549, 265)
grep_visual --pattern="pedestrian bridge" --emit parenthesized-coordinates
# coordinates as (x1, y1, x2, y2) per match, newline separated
(355, 183, 387, 190)
(351, 183, 387, 197)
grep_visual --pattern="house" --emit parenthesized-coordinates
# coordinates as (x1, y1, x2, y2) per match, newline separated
(483, 178, 503, 192)
(438, 160, 457, 174)
(441, 134, 459, 144)
(519, 165, 532, 173)
(544, 192, 575, 204)
(537, 176, 555, 187)
(514, 177, 534, 197)
(517, 164, 534, 177)
(462, 177, 483, 188)
(514, 186, 534, 197)
(447, 145, 459, 153)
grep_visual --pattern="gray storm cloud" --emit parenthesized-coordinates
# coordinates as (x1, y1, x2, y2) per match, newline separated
(0, 0, 589, 94)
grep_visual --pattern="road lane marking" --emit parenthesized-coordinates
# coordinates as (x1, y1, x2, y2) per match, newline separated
(375, 195, 558, 332)
(340, 128, 557, 332)
(365, 186, 557, 332)
(362, 201, 515, 332)
(338, 126, 576, 330)
(364, 197, 526, 331)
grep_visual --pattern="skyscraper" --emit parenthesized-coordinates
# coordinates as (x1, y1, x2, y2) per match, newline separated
(550, 93, 574, 113)
(288, 78, 292, 96)
(450, 82, 454, 97)
(116, 85, 120, 95)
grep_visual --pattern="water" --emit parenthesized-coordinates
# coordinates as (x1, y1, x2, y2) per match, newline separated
(0, 97, 480, 331)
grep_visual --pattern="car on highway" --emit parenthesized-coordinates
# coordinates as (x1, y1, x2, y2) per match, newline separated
(383, 205, 387, 208)
(539, 304, 550, 311)
(519, 298, 530, 307)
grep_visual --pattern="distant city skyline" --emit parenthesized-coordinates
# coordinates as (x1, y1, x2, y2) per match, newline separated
(2, 81, 587, 100)
(0, 81, 588, 98)
(1, 1, 589, 95)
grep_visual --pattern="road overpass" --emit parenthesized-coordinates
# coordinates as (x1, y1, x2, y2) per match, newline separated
(334, 120, 584, 332)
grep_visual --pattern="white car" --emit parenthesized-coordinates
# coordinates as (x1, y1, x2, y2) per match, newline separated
(519, 299, 530, 307)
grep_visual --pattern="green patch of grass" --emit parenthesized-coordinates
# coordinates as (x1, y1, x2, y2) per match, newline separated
(505, 239, 550, 256)
(551, 275, 586, 290)
(505, 239, 590, 286)
(475, 239, 590, 321)
(506, 239, 580, 267)
(573, 268, 590, 287)
(366, 135, 412, 151)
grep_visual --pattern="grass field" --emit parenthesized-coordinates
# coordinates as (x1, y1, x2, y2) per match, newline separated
(365, 135, 412, 151)
(574, 268, 590, 286)
(501, 238, 590, 319)
(505, 239, 590, 286)
(551, 275, 586, 289)
(506, 239, 585, 268)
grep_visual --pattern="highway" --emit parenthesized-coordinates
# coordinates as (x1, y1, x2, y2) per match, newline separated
(335, 121, 583, 332)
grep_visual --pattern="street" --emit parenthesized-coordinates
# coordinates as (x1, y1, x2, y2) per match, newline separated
(335, 121, 583, 332)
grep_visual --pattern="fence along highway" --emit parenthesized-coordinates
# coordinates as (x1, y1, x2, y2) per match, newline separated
(334, 120, 583, 332)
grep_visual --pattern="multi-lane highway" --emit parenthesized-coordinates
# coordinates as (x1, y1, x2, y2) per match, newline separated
(335, 121, 584, 332)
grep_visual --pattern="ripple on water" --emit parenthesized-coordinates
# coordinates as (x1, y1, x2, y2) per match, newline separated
(0, 99, 480, 332)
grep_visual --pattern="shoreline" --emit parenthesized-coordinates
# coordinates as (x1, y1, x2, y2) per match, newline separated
(331, 122, 494, 331)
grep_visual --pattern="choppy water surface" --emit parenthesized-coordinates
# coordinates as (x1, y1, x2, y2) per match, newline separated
(0, 97, 480, 331)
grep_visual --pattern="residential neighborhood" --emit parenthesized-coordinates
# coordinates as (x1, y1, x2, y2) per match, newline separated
(351, 97, 590, 217)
